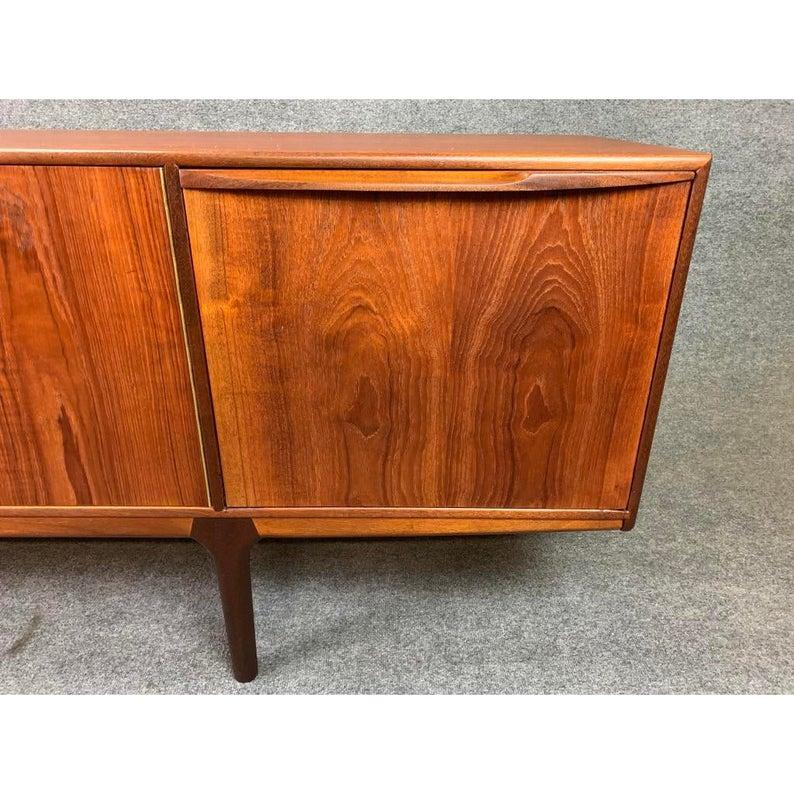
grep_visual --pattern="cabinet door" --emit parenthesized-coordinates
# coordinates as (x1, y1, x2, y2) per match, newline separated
(0, 166, 207, 506)
(183, 170, 690, 509)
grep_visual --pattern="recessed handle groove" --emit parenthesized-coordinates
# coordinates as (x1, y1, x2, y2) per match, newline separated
(179, 168, 695, 193)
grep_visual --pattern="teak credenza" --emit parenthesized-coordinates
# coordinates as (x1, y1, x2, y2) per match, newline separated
(0, 131, 711, 681)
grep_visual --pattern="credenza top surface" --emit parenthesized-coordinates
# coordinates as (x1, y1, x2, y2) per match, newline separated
(0, 130, 711, 171)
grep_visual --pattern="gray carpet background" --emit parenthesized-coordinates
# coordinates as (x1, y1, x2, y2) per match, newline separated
(0, 100, 791, 694)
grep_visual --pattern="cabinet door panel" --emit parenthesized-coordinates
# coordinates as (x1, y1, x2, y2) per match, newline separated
(0, 166, 207, 506)
(185, 180, 689, 508)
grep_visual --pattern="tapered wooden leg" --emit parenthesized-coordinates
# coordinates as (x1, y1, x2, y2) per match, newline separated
(191, 517, 260, 683)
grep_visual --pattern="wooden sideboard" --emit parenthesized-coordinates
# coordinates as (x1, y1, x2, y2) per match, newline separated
(0, 131, 711, 681)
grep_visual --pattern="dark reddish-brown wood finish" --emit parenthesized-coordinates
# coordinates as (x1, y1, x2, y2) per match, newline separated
(0, 165, 207, 506)
(624, 162, 712, 527)
(179, 168, 694, 192)
(185, 178, 690, 509)
(0, 516, 195, 537)
(162, 163, 226, 509)
(191, 517, 260, 683)
(0, 130, 711, 172)
(0, 132, 711, 684)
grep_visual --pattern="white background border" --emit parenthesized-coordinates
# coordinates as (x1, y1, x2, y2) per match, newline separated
(1, 3, 790, 790)
(1, 1, 791, 98)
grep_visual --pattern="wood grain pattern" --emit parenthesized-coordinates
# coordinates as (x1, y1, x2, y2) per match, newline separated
(0, 512, 622, 537)
(162, 164, 226, 508)
(0, 517, 193, 537)
(253, 518, 622, 537)
(228, 507, 627, 520)
(624, 161, 712, 527)
(191, 517, 259, 682)
(0, 506, 215, 517)
(0, 166, 207, 506)
(179, 169, 694, 192)
(186, 180, 690, 509)
(0, 130, 712, 172)
(0, 505, 623, 519)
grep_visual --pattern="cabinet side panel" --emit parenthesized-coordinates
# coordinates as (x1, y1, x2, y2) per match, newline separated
(625, 162, 711, 526)
(0, 166, 207, 506)
(186, 183, 688, 508)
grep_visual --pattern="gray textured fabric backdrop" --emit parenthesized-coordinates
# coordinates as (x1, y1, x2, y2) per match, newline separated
(0, 100, 791, 694)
